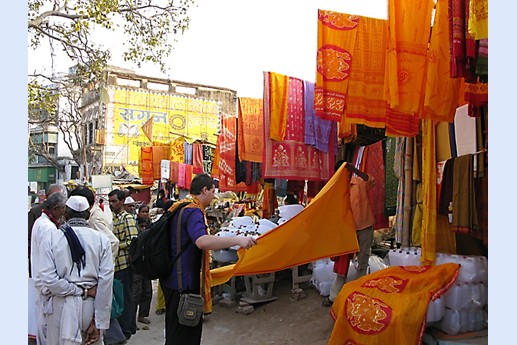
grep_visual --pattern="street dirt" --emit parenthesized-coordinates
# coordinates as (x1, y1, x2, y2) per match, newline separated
(127, 269, 335, 345)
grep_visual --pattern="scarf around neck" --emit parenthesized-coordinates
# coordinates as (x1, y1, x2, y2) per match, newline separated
(168, 196, 213, 313)
(43, 209, 62, 228)
(60, 219, 87, 276)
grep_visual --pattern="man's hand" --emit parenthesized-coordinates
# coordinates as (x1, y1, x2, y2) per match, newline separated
(84, 320, 100, 345)
(237, 236, 257, 250)
(87, 285, 97, 298)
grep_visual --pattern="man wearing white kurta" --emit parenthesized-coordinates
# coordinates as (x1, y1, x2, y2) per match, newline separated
(39, 195, 114, 345)
(31, 191, 67, 345)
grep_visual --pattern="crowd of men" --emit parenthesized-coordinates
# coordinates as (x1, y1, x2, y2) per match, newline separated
(28, 184, 160, 345)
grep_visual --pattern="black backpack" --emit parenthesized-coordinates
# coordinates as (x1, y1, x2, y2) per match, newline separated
(129, 201, 190, 280)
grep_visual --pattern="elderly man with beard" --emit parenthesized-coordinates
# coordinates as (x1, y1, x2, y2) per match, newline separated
(38, 195, 114, 345)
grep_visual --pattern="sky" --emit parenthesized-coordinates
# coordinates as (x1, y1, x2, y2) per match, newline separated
(28, 0, 388, 98)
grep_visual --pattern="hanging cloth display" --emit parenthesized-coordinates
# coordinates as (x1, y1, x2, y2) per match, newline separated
(237, 97, 264, 162)
(423, 0, 462, 123)
(314, 10, 358, 122)
(343, 16, 388, 128)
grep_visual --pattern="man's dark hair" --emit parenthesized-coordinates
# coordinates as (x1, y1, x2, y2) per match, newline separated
(189, 173, 215, 195)
(285, 194, 298, 205)
(108, 189, 126, 201)
(70, 186, 95, 206)
(65, 207, 90, 220)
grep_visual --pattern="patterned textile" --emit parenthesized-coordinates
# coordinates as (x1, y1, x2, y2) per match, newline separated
(211, 163, 360, 286)
(314, 10, 359, 122)
(285, 77, 305, 143)
(448, 0, 477, 81)
(192, 143, 204, 174)
(263, 72, 334, 181)
(169, 137, 185, 163)
(328, 264, 460, 345)
(304, 81, 334, 153)
(385, 108, 420, 137)
(424, 0, 462, 123)
(217, 113, 238, 190)
(383, 137, 398, 217)
(344, 16, 388, 128)
(386, 0, 434, 115)
(452, 154, 478, 233)
(468, 0, 488, 40)
(464, 82, 488, 117)
(140, 146, 154, 185)
(112, 211, 139, 272)
(269, 72, 289, 141)
(202, 144, 214, 174)
(237, 97, 264, 162)
(364, 141, 389, 229)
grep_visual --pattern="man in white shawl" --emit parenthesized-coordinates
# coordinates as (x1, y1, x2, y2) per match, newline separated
(38, 195, 114, 344)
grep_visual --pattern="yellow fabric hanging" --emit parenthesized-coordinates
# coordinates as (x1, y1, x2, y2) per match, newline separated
(268, 72, 289, 141)
(386, 0, 435, 114)
(468, 0, 488, 40)
(210, 163, 360, 286)
(420, 119, 455, 264)
(424, 0, 462, 122)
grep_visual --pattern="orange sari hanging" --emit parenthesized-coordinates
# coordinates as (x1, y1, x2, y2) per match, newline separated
(344, 16, 388, 128)
(140, 146, 154, 185)
(385, 0, 435, 114)
(314, 10, 359, 122)
(237, 97, 264, 162)
(328, 264, 460, 345)
(424, 0, 462, 123)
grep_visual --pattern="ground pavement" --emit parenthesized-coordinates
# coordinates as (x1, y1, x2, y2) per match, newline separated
(126, 273, 488, 345)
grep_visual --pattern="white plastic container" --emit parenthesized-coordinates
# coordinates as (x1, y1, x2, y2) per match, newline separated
(427, 297, 445, 323)
(278, 204, 304, 220)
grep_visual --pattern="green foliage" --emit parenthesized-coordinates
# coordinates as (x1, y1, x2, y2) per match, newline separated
(28, 0, 195, 171)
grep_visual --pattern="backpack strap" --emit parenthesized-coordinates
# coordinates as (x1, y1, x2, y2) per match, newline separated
(176, 207, 187, 293)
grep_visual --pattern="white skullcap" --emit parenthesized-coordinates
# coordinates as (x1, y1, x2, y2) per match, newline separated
(124, 196, 136, 205)
(66, 195, 90, 212)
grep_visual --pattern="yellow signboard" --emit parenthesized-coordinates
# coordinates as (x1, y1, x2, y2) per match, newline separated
(111, 89, 220, 175)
